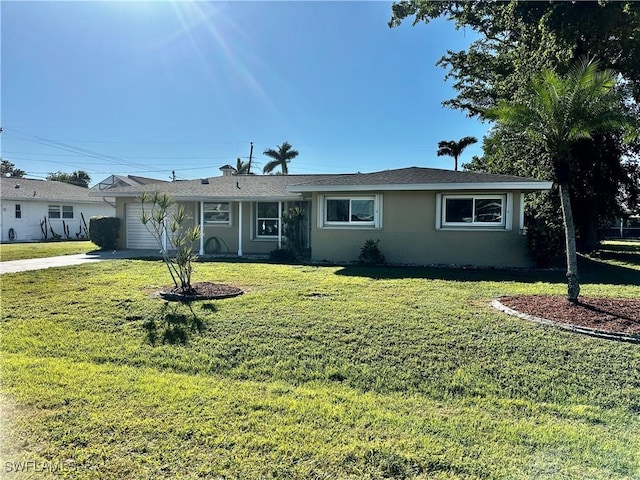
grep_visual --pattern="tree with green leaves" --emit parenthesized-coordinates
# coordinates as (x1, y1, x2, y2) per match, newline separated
(235, 158, 251, 175)
(262, 142, 299, 175)
(139, 192, 202, 295)
(1, 159, 25, 178)
(390, 1, 640, 252)
(487, 58, 638, 301)
(436, 136, 477, 171)
(47, 170, 91, 188)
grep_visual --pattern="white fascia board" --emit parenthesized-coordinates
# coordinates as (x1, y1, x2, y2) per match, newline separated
(287, 181, 553, 193)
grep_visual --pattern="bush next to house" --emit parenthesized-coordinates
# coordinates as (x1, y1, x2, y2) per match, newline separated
(525, 191, 565, 268)
(89, 216, 120, 250)
(358, 239, 386, 265)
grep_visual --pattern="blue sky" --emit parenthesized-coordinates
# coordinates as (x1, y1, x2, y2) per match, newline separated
(1, 1, 488, 184)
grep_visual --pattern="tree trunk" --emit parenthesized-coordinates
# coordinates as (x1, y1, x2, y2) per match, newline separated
(558, 182, 580, 302)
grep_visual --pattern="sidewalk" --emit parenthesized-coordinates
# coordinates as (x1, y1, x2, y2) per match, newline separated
(0, 250, 160, 274)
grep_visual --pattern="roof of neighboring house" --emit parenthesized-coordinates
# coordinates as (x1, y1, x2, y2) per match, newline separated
(91, 174, 167, 191)
(287, 167, 553, 192)
(93, 167, 552, 201)
(1, 177, 111, 203)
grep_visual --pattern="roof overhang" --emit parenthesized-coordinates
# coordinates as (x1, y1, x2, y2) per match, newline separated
(287, 181, 554, 193)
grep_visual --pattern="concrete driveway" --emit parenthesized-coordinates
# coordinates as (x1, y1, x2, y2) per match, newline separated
(0, 250, 160, 274)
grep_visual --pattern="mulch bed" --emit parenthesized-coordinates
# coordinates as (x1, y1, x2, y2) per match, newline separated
(159, 282, 243, 302)
(498, 295, 640, 335)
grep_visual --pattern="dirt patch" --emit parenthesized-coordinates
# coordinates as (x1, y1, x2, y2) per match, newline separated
(159, 282, 243, 302)
(497, 295, 640, 335)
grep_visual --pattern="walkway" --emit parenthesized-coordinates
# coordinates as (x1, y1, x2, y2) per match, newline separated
(0, 250, 159, 274)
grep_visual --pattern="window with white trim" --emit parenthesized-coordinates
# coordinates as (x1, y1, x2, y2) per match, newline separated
(203, 202, 230, 224)
(318, 195, 381, 228)
(441, 194, 506, 227)
(256, 202, 280, 237)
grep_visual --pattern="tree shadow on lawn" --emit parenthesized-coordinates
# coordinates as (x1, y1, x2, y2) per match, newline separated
(143, 302, 211, 346)
(334, 256, 640, 287)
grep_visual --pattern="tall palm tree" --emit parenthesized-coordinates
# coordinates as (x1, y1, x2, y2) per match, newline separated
(488, 57, 637, 301)
(262, 141, 299, 175)
(436, 136, 478, 171)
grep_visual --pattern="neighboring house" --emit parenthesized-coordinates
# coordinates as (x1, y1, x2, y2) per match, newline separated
(0, 177, 115, 242)
(97, 166, 552, 268)
(90, 174, 167, 192)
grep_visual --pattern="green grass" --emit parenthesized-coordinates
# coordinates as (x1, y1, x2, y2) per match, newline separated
(588, 239, 640, 271)
(1, 248, 639, 479)
(0, 241, 96, 261)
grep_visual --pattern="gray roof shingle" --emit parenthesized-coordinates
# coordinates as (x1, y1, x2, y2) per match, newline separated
(91, 167, 551, 200)
(1, 177, 108, 203)
(288, 167, 549, 189)
(99, 174, 336, 200)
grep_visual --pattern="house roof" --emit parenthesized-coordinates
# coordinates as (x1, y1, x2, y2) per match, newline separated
(96, 174, 336, 201)
(1, 177, 111, 203)
(93, 167, 552, 201)
(287, 167, 553, 192)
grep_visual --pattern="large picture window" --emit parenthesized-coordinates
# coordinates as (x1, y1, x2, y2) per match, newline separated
(203, 202, 230, 224)
(441, 195, 506, 227)
(256, 202, 280, 237)
(319, 195, 381, 228)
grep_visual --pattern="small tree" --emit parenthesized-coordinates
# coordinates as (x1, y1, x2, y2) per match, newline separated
(488, 57, 638, 301)
(139, 192, 201, 295)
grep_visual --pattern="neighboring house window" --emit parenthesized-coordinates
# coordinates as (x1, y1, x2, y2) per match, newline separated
(256, 202, 280, 237)
(48, 205, 61, 219)
(62, 206, 74, 219)
(15, 204, 21, 219)
(437, 194, 511, 229)
(318, 195, 382, 228)
(48, 205, 74, 219)
(204, 202, 230, 224)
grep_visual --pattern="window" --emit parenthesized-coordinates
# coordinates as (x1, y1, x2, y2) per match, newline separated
(48, 205, 61, 219)
(48, 205, 73, 219)
(318, 195, 381, 228)
(15, 204, 21, 219)
(203, 202, 230, 224)
(439, 194, 507, 228)
(256, 202, 280, 237)
(62, 206, 74, 219)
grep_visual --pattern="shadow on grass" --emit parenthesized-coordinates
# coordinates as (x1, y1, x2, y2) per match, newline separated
(334, 256, 640, 286)
(143, 302, 205, 346)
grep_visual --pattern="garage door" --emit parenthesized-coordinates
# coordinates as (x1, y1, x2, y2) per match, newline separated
(126, 203, 160, 249)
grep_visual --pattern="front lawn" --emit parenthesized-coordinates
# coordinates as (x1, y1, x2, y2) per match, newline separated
(0, 240, 95, 262)
(0, 256, 639, 479)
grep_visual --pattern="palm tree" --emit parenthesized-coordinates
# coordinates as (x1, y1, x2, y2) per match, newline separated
(436, 136, 478, 171)
(262, 141, 299, 175)
(235, 158, 251, 175)
(488, 57, 638, 302)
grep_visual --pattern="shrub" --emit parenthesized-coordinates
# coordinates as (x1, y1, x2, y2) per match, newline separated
(89, 216, 120, 250)
(270, 248, 297, 262)
(524, 191, 565, 268)
(358, 239, 386, 265)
